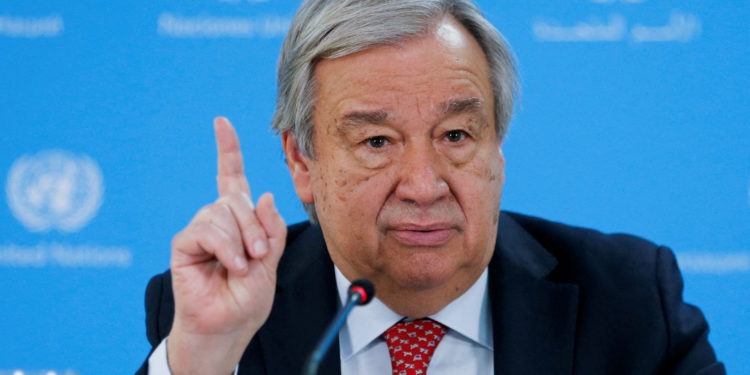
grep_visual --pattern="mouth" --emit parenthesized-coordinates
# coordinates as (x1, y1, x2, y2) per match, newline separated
(388, 224, 457, 247)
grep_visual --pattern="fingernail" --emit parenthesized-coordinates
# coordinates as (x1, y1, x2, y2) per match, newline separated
(253, 240, 268, 257)
(234, 255, 247, 271)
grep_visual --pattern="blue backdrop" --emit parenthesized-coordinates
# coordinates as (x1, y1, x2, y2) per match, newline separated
(1, 1, 748, 374)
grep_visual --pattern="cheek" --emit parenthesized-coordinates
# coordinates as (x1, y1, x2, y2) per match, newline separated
(453, 150, 504, 220)
(459, 152, 502, 190)
(311, 159, 390, 223)
(312, 162, 395, 272)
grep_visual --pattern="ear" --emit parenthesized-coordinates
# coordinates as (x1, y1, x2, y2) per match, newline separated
(282, 132, 315, 204)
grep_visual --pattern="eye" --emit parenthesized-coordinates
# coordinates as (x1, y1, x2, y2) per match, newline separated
(444, 130, 467, 143)
(366, 136, 389, 148)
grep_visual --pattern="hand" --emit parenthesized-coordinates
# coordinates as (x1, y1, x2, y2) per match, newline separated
(167, 117, 287, 375)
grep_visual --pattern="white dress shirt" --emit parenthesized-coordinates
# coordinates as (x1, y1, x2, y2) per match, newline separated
(336, 267, 494, 375)
(148, 267, 493, 374)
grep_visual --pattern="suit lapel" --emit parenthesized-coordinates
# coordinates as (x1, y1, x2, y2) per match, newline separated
(490, 213, 579, 375)
(255, 223, 342, 375)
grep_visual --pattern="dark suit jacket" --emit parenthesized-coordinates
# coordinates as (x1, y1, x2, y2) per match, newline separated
(137, 211, 725, 374)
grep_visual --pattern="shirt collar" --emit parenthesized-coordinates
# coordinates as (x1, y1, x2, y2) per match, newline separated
(431, 268, 492, 350)
(335, 266, 492, 361)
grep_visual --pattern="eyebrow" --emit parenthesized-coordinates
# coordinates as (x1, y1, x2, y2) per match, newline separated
(441, 97, 484, 116)
(341, 110, 388, 127)
(339, 97, 484, 128)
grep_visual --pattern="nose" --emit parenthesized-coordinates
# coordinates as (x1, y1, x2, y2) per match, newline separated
(394, 142, 449, 206)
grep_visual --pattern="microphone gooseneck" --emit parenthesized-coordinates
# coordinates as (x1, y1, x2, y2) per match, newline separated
(301, 279, 376, 375)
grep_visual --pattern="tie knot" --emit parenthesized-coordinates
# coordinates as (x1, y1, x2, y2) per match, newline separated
(383, 318, 447, 375)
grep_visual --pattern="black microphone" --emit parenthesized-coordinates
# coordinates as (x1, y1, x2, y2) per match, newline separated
(301, 279, 375, 375)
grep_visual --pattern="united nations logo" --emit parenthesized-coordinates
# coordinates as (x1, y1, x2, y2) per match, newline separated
(5, 150, 103, 233)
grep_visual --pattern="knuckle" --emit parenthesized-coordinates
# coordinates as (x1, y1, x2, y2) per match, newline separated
(213, 233, 234, 253)
(220, 196, 252, 222)
(243, 221, 266, 239)
(202, 221, 241, 248)
(218, 195, 240, 213)
(216, 195, 233, 206)
(199, 202, 215, 215)
(210, 201, 229, 216)
(222, 222, 243, 243)
(197, 203, 234, 228)
(228, 193, 255, 216)
(214, 205, 234, 223)
(171, 231, 185, 250)
(191, 221, 214, 237)
(197, 229, 231, 254)
(194, 204, 218, 222)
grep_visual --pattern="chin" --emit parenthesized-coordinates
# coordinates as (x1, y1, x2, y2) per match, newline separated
(393, 260, 458, 290)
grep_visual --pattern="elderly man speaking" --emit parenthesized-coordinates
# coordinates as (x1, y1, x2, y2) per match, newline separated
(137, 0, 724, 374)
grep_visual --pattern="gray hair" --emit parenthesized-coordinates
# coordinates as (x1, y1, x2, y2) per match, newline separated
(271, 0, 518, 223)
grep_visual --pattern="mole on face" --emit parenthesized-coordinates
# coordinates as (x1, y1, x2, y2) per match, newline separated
(461, 155, 496, 181)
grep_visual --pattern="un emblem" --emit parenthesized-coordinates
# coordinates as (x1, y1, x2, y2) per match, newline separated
(5, 150, 103, 233)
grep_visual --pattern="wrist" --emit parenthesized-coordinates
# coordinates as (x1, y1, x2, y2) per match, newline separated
(166, 322, 252, 375)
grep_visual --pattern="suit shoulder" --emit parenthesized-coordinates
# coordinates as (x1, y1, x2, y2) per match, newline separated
(286, 221, 313, 242)
(501, 212, 723, 373)
(144, 269, 174, 346)
(504, 211, 664, 285)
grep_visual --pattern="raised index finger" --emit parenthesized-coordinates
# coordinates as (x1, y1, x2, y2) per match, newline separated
(214, 117, 251, 197)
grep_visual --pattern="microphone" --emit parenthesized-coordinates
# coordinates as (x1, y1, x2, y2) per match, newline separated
(301, 279, 375, 375)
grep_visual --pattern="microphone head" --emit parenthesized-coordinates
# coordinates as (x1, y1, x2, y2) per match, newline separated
(348, 279, 375, 305)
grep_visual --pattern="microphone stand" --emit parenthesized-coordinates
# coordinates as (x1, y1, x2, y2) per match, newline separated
(301, 280, 374, 375)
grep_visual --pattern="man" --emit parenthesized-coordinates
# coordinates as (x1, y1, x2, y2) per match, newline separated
(138, 0, 724, 374)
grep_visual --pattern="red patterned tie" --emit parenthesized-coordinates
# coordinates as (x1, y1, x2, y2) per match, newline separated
(383, 318, 447, 375)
